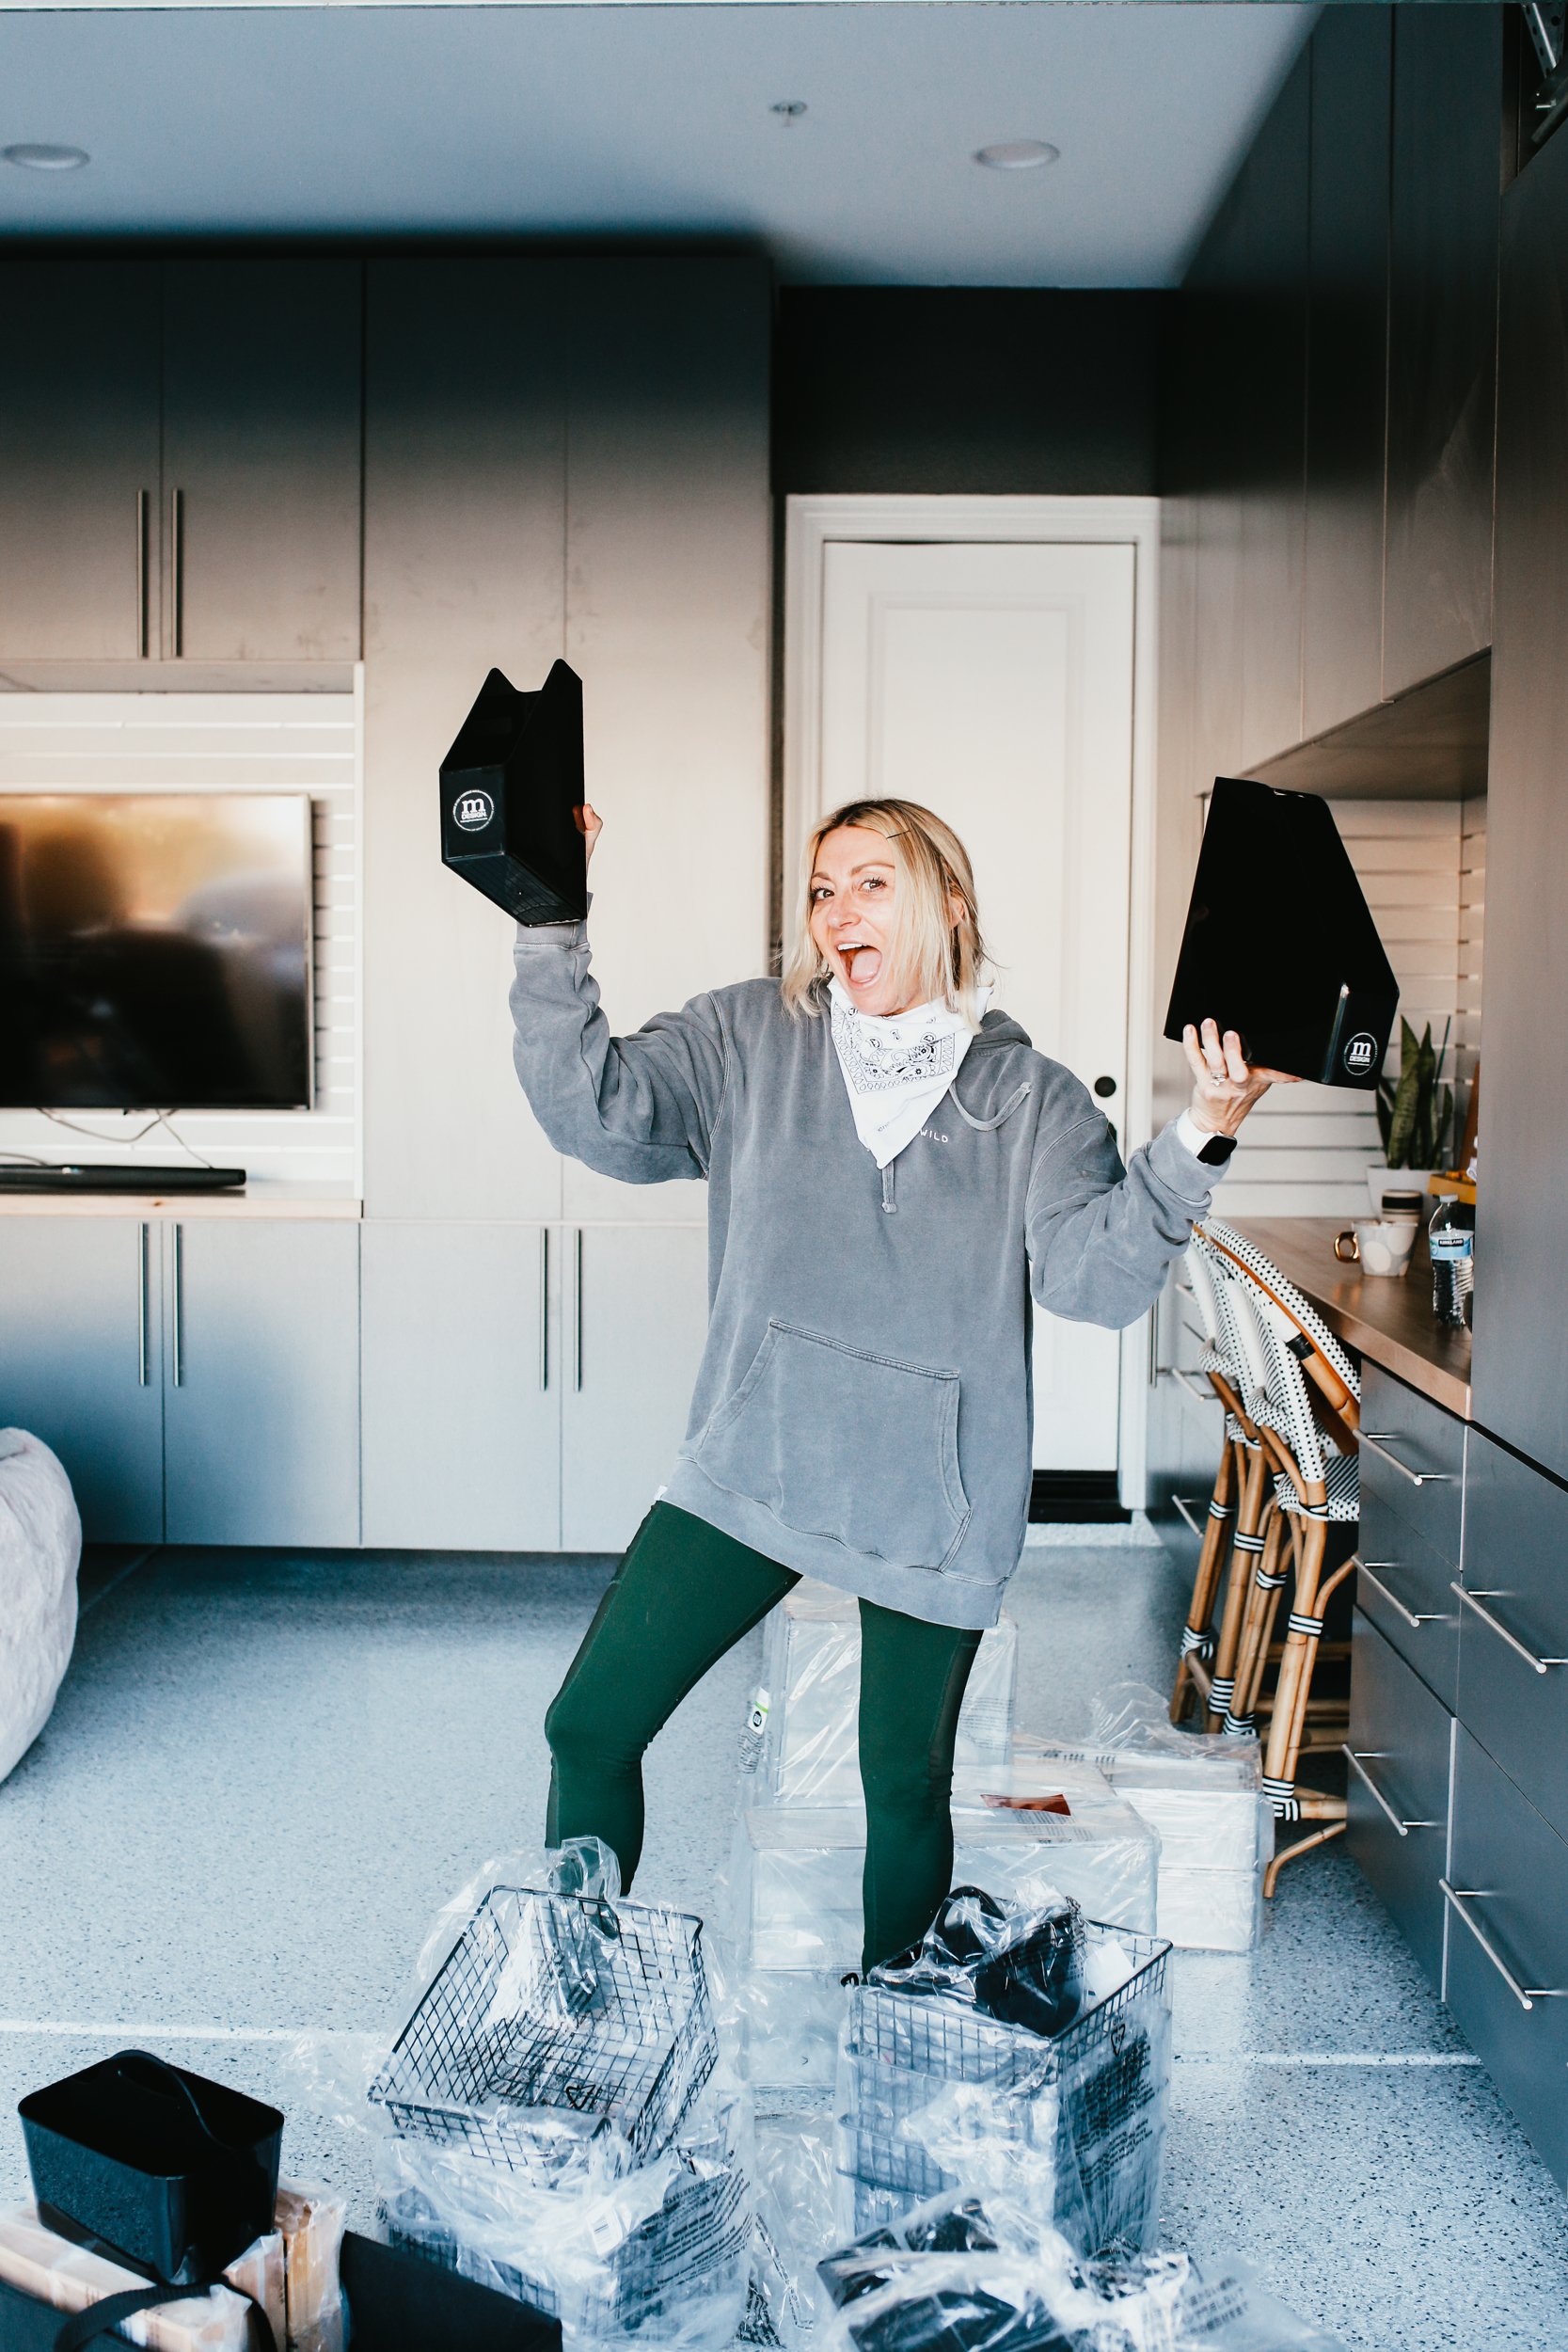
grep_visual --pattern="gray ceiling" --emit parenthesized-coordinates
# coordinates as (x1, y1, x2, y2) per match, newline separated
(0, 3, 1319, 284)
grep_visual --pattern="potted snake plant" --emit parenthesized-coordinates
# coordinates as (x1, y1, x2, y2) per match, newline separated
(1367, 1017, 1454, 1214)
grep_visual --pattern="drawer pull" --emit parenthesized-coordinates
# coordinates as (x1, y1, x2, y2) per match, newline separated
(1341, 1745, 1441, 1837)
(1360, 1432, 1455, 1488)
(1172, 1494, 1205, 1539)
(1449, 1582, 1568, 1677)
(1440, 1881, 1568, 2011)
(1165, 1367, 1213, 1405)
(1357, 1561, 1446, 1630)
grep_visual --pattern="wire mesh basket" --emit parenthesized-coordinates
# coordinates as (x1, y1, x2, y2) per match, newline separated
(383, 2149, 751, 2337)
(837, 1922, 1171, 2258)
(369, 1884, 717, 2180)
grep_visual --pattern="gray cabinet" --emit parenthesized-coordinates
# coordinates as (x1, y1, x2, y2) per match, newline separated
(161, 262, 362, 662)
(1458, 1431, 1568, 1838)
(0, 1216, 164, 1543)
(0, 261, 162, 660)
(1382, 5, 1502, 698)
(162, 1220, 360, 1547)
(1302, 8, 1392, 739)
(0, 258, 362, 666)
(561, 1224, 710, 1552)
(1447, 1726, 1568, 2189)
(360, 1222, 559, 1551)
(1346, 1609, 1452, 1997)
(1473, 114, 1568, 1481)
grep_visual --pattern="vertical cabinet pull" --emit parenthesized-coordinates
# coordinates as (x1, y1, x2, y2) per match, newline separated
(572, 1229, 583, 1393)
(171, 1224, 184, 1387)
(169, 487, 183, 657)
(137, 1221, 150, 1386)
(539, 1227, 550, 1391)
(135, 490, 150, 658)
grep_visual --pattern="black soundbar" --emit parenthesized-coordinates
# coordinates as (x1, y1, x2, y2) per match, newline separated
(0, 1164, 245, 1195)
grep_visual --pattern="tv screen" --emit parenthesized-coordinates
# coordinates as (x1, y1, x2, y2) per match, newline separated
(0, 794, 314, 1111)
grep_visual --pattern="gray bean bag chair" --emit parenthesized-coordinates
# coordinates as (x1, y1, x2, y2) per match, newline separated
(0, 1429, 80, 1785)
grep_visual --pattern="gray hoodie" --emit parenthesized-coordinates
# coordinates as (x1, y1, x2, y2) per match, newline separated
(510, 921, 1217, 1629)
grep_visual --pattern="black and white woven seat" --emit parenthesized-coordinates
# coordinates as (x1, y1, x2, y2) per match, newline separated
(1200, 1218, 1361, 1406)
(1275, 1449, 1359, 1521)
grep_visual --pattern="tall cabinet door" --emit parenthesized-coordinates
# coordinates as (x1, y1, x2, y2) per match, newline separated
(1473, 119, 1568, 1481)
(161, 260, 363, 661)
(0, 1216, 164, 1542)
(360, 1222, 560, 1550)
(163, 1220, 360, 1546)
(561, 1225, 709, 1553)
(0, 261, 162, 660)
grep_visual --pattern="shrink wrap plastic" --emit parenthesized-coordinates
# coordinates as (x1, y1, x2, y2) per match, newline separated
(833, 1894, 1172, 2261)
(293, 1841, 753, 2351)
(815, 2193, 1350, 2352)
(746, 1583, 1016, 1805)
(730, 1763, 1158, 1979)
(1014, 1686, 1270, 1953)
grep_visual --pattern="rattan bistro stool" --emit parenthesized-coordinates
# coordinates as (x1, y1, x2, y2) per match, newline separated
(1167, 1237, 1262, 1729)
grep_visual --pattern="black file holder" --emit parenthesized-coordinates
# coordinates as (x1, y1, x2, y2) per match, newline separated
(438, 660, 588, 925)
(1164, 776, 1399, 1089)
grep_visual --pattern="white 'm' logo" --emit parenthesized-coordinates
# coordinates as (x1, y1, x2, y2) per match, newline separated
(453, 790, 494, 831)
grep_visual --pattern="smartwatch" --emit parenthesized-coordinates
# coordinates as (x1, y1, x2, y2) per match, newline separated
(1196, 1132, 1238, 1168)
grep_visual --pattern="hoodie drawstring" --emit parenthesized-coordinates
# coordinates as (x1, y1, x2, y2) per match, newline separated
(880, 1160, 897, 1215)
(952, 1080, 1032, 1134)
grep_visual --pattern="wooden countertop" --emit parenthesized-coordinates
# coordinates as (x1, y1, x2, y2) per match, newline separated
(0, 1187, 362, 1218)
(1227, 1216, 1473, 1422)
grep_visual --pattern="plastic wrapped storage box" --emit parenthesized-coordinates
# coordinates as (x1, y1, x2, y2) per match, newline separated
(731, 1765, 1159, 1978)
(834, 1921, 1172, 2260)
(752, 1582, 1016, 1805)
(1017, 1727, 1270, 1953)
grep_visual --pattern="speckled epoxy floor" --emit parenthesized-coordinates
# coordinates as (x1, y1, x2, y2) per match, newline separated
(3, 1535, 1566, 2349)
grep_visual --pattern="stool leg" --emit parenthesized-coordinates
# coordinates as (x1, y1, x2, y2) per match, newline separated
(1227, 1503, 1289, 1737)
(1205, 1442, 1269, 1734)
(1171, 1434, 1240, 1724)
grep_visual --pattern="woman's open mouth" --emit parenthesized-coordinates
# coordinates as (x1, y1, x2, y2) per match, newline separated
(838, 942, 882, 986)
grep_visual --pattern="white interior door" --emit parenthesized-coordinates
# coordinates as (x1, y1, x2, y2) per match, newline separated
(815, 539, 1136, 1470)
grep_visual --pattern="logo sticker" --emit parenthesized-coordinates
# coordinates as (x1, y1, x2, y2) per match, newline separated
(453, 789, 495, 832)
(1342, 1031, 1379, 1075)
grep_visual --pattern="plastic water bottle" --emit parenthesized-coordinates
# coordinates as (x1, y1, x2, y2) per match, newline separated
(737, 1687, 770, 1773)
(1429, 1197, 1475, 1329)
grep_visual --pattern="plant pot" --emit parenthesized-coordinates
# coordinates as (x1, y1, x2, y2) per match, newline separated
(1367, 1164, 1434, 1216)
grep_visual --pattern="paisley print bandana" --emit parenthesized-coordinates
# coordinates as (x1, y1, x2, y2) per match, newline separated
(827, 978, 991, 1168)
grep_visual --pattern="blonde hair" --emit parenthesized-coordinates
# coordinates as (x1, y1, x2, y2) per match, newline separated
(781, 798, 990, 1025)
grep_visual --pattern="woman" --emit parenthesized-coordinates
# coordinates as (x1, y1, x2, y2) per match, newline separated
(510, 797, 1285, 1970)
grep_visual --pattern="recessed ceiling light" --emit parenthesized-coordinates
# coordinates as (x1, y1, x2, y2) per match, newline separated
(4, 143, 89, 172)
(974, 141, 1060, 172)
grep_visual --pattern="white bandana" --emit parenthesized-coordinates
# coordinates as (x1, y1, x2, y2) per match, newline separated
(828, 979, 991, 1168)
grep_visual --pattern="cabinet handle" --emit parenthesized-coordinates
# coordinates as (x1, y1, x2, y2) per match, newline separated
(1166, 1366, 1213, 1405)
(137, 1221, 150, 1386)
(1439, 1881, 1568, 2011)
(1357, 1561, 1445, 1630)
(1449, 1581, 1568, 1676)
(1359, 1432, 1454, 1487)
(1172, 1494, 1205, 1540)
(539, 1227, 549, 1391)
(135, 490, 150, 658)
(169, 487, 183, 657)
(571, 1229, 583, 1393)
(171, 1224, 184, 1387)
(1340, 1746, 1440, 1837)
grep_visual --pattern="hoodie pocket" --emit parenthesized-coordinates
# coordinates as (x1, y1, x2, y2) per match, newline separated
(693, 1319, 971, 1569)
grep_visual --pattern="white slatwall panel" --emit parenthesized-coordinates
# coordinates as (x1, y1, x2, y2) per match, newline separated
(1219, 798, 1476, 1218)
(0, 691, 360, 1190)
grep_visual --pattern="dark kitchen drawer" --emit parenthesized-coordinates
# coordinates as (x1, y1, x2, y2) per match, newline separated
(1356, 1488, 1460, 1711)
(1358, 1364, 1465, 1564)
(1346, 1610, 1452, 1997)
(1447, 1727, 1568, 2189)
(1458, 1432, 1568, 1839)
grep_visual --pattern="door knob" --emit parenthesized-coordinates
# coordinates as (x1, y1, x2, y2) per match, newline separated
(1093, 1075, 1117, 1099)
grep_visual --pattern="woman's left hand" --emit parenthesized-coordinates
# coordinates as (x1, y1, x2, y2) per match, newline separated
(1182, 1018, 1299, 1137)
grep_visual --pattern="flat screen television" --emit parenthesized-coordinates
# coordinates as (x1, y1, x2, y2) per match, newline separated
(0, 793, 314, 1111)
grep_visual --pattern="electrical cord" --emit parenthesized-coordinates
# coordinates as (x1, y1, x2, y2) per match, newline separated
(37, 1106, 217, 1168)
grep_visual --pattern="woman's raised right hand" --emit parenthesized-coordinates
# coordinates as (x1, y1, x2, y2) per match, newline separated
(575, 803, 603, 869)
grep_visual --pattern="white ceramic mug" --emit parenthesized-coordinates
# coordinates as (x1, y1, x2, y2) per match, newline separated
(1335, 1218, 1418, 1278)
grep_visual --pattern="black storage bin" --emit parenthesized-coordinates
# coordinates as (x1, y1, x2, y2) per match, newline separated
(438, 660, 587, 925)
(340, 2232, 562, 2352)
(0, 2273, 68, 2352)
(19, 2051, 283, 2287)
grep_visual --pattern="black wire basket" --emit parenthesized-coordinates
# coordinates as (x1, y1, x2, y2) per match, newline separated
(836, 1922, 1172, 2259)
(369, 1885, 717, 2182)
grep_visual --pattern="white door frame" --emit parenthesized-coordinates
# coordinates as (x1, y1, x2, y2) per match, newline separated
(782, 493, 1161, 1509)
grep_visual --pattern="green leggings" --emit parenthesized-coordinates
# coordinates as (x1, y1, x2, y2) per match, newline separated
(546, 1502, 981, 1972)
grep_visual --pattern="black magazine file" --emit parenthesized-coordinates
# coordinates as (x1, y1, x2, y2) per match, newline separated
(439, 660, 588, 924)
(1164, 777, 1399, 1089)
